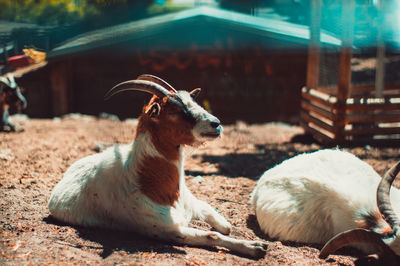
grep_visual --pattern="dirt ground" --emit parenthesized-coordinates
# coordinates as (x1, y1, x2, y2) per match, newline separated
(1, 114, 399, 265)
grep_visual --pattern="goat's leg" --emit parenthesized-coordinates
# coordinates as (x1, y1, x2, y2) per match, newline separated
(2, 108, 15, 131)
(168, 226, 267, 258)
(192, 198, 232, 235)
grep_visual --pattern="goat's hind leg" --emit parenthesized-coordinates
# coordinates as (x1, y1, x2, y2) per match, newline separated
(169, 226, 267, 258)
(1, 108, 15, 131)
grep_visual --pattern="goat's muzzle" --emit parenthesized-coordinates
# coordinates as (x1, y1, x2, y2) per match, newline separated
(200, 118, 222, 139)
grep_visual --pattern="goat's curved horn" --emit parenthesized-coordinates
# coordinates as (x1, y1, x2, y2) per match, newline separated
(104, 80, 172, 100)
(377, 161, 400, 232)
(319, 228, 395, 259)
(136, 74, 177, 93)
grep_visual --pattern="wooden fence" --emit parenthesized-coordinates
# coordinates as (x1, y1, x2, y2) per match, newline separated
(301, 84, 400, 144)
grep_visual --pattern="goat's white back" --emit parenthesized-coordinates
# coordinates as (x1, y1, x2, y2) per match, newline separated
(251, 149, 400, 244)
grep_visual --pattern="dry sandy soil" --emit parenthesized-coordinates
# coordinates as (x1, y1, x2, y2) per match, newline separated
(1, 114, 399, 265)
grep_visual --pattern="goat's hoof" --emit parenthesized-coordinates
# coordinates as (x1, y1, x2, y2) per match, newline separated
(0, 127, 12, 132)
(244, 240, 268, 258)
(0, 124, 17, 132)
(7, 124, 16, 131)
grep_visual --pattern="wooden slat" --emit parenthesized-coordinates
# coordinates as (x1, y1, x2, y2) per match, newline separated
(381, 86, 400, 92)
(318, 85, 400, 98)
(346, 136, 400, 145)
(318, 86, 337, 96)
(301, 111, 334, 133)
(349, 137, 400, 145)
(344, 126, 400, 136)
(350, 83, 400, 96)
(302, 90, 336, 109)
(346, 102, 400, 112)
(346, 113, 400, 124)
(303, 86, 334, 100)
(300, 121, 334, 144)
(301, 100, 336, 121)
(350, 84, 374, 94)
(350, 92, 400, 101)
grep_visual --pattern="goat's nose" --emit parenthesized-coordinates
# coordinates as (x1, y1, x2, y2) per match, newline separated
(210, 120, 220, 129)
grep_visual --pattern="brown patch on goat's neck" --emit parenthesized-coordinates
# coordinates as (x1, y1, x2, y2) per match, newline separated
(138, 155, 180, 206)
(135, 101, 195, 161)
(355, 211, 392, 236)
(135, 115, 181, 161)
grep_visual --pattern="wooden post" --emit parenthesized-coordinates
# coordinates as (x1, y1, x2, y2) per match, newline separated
(375, 0, 385, 98)
(50, 61, 69, 116)
(306, 0, 321, 89)
(335, 0, 355, 142)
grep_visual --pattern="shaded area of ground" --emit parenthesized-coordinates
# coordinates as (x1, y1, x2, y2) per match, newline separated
(1, 115, 399, 265)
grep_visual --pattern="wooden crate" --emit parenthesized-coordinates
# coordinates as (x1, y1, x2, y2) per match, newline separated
(301, 85, 400, 144)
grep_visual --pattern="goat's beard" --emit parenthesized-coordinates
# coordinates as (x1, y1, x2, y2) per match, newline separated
(188, 139, 206, 148)
(191, 135, 222, 148)
(183, 141, 208, 158)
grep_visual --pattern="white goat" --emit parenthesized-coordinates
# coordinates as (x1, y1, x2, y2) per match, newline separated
(250, 149, 400, 260)
(48, 74, 266, 258)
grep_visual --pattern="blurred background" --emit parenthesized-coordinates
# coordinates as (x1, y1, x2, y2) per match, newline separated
(1, 0, 399, 125)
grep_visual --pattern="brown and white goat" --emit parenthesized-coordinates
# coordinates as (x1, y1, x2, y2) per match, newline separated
(48, 74, 267, 258)
(250, 149, 400, 262)
(0, 73, 27, 131)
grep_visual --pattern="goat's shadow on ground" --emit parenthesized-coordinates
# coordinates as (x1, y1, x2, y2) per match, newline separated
(43, 215, 186, 259)
(188, 138, 320, 179)
(44, 215, 262, 260)
(246, 214, 389, 266)
(188, 132, 400, 180)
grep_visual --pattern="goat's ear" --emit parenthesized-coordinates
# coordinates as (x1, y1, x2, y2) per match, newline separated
(146, 102, 161, 118)
(189, 88, 201, 99)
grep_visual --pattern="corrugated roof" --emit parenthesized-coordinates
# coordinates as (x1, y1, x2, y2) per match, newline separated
(50, 6, 341, 58)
